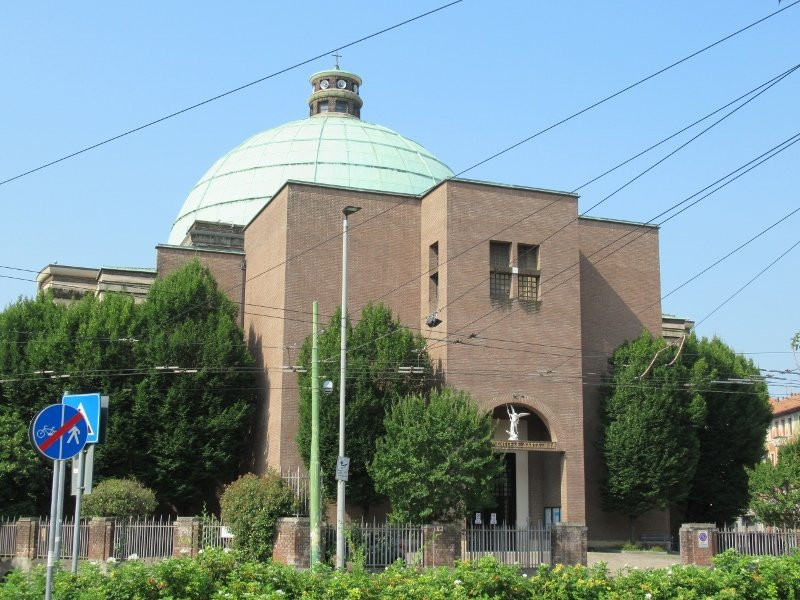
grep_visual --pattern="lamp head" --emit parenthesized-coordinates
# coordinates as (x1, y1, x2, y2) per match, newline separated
(342, 206, 362, 216)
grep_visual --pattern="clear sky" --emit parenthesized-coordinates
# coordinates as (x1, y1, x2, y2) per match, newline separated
(1, 1, 798, 396)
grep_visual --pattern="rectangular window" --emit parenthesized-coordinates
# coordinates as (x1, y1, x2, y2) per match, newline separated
(429, 273, 438, 314)
(789, 419, 793, 436)
(429, 242, 439, 272)
(490, 241, 511, 299)
(335, 100, 348, 113)
(518, 274, 538, 301)
(518, 244, 539, 270)
(544, 507, 561, 527)
(318, 101, 329, 113)
(517, 244, 540, 301)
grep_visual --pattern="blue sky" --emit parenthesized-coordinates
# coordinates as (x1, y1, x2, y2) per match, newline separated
(1, 1, 798, 395)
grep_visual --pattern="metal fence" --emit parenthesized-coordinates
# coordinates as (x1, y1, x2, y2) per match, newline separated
(0, 517, 16, 557)
(464, 525, 551, 567)
(716, 528, 800, 557)
(112, 517, 174, 559)
(36, 518, 89, 559)
(282, 466, 312, 517)
(200, 517, 234, 550)
(324, 521, 424, 568)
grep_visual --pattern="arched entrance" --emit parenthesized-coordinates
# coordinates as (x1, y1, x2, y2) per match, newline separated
(476, 404, 563, 528)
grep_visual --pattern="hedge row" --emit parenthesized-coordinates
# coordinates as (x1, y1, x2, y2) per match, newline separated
(3, 549, 800, 599)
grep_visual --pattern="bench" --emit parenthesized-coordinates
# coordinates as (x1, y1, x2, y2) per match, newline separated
(639, 533, 674, 551)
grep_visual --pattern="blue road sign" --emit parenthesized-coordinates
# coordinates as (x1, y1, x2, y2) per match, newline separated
(63, 392, 101, 444)
(30, 404, 88, 461)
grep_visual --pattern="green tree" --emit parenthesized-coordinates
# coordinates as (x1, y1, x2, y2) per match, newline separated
(682, 336, 771, 525)
(599, 331, 705, 541)
(0, 408, 49, 517)
(749, 439, 800, 528)
(296, 303, 431, 508)
(0, 261, 256, 514)
(369, 388, 501, 523)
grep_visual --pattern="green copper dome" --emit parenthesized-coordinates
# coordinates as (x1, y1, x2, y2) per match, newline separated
(168, 111, 454, 244)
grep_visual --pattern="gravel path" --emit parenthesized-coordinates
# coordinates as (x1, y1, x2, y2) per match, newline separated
(588, 551, 681, 573)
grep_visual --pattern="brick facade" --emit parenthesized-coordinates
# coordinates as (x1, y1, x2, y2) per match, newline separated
(158, 177, 663, 544)
(272, 517, 311, 567)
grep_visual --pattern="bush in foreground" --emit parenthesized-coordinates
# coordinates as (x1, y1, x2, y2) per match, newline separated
(4, 549, 800, 599)
(220, 471, 296, 561)
(80, 478, 157, 518)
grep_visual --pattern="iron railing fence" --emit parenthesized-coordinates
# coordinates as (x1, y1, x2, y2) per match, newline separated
(112, 517, 174, 559)
(464, 524, 551, 567)
(36, 518, 89, 559)
(282, 466, 311, 517)
(0, 517, 17, 557)
(324, 521, 424, 568)
(716, 528, 800, 557)
(200, 516, 234, 550)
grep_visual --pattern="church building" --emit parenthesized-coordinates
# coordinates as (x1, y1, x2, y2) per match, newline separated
(40, 67, 667, 543)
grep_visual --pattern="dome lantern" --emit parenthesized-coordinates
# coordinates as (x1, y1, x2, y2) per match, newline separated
(308, 66, 363, 118)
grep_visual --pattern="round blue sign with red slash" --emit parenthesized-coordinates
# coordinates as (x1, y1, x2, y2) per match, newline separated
(29, 404, 88, 460)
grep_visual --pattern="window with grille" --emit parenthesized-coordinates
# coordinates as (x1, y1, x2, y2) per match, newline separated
(489, 241, 511, 299)
(518, 244, 540, 301)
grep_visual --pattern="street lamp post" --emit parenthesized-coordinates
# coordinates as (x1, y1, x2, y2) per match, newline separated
(336, 205, 360, 569)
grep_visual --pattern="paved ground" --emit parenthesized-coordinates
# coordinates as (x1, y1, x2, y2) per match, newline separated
(588, 551, 681, 572)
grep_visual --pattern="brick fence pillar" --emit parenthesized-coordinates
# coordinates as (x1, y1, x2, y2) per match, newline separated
(679, 523, 718, 566)
(421, 523, 461, 568)
(173, 517, 201, 558)
(272, 517, 310, 568)
(551, 523, 588, 566)
(11, 517, 39, 571)
(87, 517, 114, 561)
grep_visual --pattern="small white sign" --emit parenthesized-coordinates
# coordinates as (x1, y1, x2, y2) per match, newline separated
(474, 513, 482, 525)
(335, 456, 350, 482)
(490, 513, 498, 525)
(220, 526, 235, 539)
(697, 530, 709, 549)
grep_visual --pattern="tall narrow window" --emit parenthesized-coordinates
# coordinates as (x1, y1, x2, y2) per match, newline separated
(429, 242, 439, 314)
(518, 243, 540, 301)
(490, 241, 511, 299)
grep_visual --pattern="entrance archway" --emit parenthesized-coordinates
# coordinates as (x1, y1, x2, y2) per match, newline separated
(475, 404, 563, 528)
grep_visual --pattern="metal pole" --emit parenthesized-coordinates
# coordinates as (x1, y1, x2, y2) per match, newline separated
(53, 455, 66, 567)
(310, 300, 321, 566)
(44, 460, 60, 600)
(336, 213, 349, 569)
(71, 448, 86, 573)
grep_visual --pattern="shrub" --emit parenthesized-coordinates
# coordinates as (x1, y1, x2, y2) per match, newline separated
(220, 471, 296, 561)
(81, 478, 157, 518)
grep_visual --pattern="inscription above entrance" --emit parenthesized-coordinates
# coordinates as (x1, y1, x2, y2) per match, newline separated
(492, 440, 558, 452)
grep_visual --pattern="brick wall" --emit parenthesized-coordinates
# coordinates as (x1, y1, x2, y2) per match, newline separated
(680, 523, 717, 566)
(272, 517, 310, 568)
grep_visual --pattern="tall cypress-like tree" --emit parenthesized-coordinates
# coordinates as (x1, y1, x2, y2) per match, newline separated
(599, 331, 705, 541)
(296, 302, 431, 509)
(682, 336, 771, 525)
(0, 261, 257, 515)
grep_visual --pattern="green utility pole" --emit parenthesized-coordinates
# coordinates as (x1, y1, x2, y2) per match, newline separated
(309, 300, 321, 565)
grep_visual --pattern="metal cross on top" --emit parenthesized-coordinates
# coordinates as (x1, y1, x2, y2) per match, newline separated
(332, 51, 342, 69)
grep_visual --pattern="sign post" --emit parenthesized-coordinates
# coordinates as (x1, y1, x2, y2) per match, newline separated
(30, 403, 89, 600)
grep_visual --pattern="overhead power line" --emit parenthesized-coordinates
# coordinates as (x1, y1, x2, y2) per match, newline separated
(0, 1, 466, 188)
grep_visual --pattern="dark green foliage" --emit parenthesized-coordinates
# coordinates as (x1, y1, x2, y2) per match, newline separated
(296, 303, 431, 508)
(599, 331, 705, 535)
(0, 261, 256, 515)
(80, 478, 157, 517)
(749, 438, 800, 528)
(219, 471, 296, 561)
(0, 408, 49, 517)
(370, 388, 502, 523)
(5, 548, 800, 599)
(682, 336, 771, 525)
